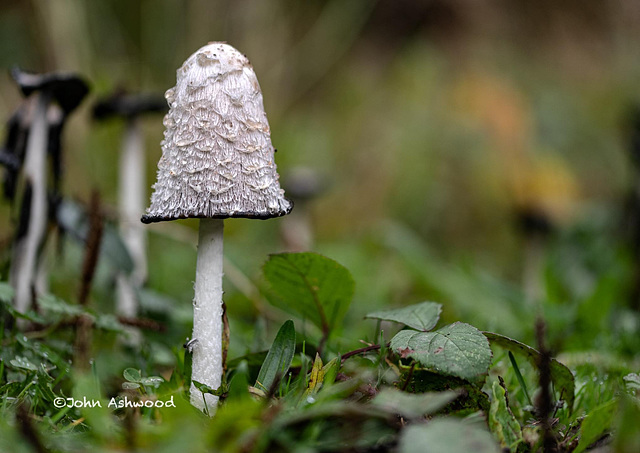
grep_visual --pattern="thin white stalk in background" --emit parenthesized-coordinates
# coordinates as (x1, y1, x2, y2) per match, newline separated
(116, 118, 147, 322)
(190, 218, 224, 414)
(10, 95, 49, 314)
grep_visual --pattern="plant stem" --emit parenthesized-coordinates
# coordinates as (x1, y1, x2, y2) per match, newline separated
(10, 94, 49, 315)
(190, 218, 224, 414)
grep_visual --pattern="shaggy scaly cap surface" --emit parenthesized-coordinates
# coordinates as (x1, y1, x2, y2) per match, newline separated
(142, 42, 292, 223)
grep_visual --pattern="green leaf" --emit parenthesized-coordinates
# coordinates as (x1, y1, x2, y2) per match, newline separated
(399, 418, 501, 453)
(93, 314, 124, 332)
(391, 322, 492, 384)
(484, 332, 575, 410)
(263, 253, 354, 334)
(574, 399, 617, 453)
(139, 376, 164, 388)
(0, 283, 46, 322)
(192, 380, 225, 397)
(37, 293, 83, 316)
(365, 301, 442, 331)
(9, 356, 38, 371)
(614, 396, 640, 453)
(123, 368, 142, 383)
(227, 361, 250, 402)
(122, 382, 141, 390)
(0, 282, 13, 304)
(305, 354, 324, 396)
(322, 357, 340, 388)
(255, 320, 296, 392)
(489, 381, 522, 450)
(372, 389, 460, 418)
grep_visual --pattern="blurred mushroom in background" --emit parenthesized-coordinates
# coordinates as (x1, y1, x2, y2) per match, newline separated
(93, 90, 167, 329)
(1, 68, 88, 317)
(280, 166, 325, 251)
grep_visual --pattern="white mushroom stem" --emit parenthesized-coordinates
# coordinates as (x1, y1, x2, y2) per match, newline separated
(190, 218, 224, 414)
(116, 118, 147, 321)
(10, 94, 49, 315)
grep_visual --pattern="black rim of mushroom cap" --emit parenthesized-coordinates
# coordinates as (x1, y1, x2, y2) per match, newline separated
(93, 91, 168, 120)
(140, 201, 294, 224)
(11, 67, 89, 115)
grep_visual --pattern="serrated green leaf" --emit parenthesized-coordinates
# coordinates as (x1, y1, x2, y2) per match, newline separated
(366, 301, 442, 331)
(372, 389, 460, 418)
(391, 322, 492, 384)
(123, 368, 142, 383)
(263, 253, 354, 334)
(489, 381, 522, 450)
(484, 332, 575, 410)
(255, 320, 296, 392)
(399, 418, 501, 453)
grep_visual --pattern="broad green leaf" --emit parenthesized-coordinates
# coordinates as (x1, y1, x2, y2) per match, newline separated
(484, 332, 575, 410)
(255, 320, 296, 392)
(489, 381, 522, 450)
(372, 389, 460, 418)
(122, 382, 141, 390)
(399, 418, 501, 453)
(391, 322, 492, 384)
(365, 301, 442, 331)
(263, 253, 354, 334)
(123, 368, 142, 383)
(574, 399, 617, 453)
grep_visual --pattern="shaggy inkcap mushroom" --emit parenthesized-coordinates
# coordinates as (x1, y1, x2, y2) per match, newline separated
(142, 42, 292, 223)
(142, 42, 292, 414)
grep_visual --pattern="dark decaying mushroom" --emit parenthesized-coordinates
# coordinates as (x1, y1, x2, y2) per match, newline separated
(3, 68, 88, 315)
(142, 42, 292, 413)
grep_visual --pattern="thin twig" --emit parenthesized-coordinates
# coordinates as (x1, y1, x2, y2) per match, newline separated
(16, 402, 49, 453)
(401, 362, 416, 391)
(74, 191, 103, 371)
(536, 318, 556, 453)
(340, 343, 384, 363)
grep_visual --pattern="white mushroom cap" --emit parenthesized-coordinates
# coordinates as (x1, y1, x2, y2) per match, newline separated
(142, 42, 292, 223)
